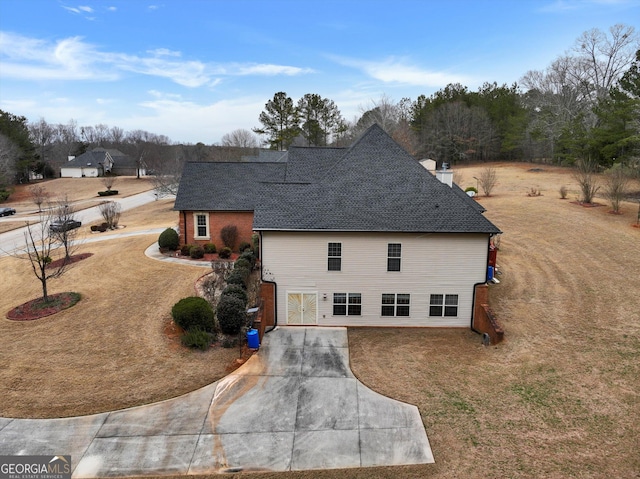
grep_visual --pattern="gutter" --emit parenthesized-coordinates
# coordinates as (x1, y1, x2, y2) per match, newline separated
(182, 211, 187, 245)
(259, 230, 278, 334)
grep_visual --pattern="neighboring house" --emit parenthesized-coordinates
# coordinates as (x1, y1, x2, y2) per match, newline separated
(174, 124, 501, 329)
(60, 148, 145, 178)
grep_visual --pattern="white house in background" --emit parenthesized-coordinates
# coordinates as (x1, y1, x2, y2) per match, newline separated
(175, 124, 501, 329)
(60, 148, 145, 178)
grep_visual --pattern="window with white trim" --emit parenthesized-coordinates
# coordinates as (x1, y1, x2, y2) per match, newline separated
(194, 213, 209, 239)
(429, 294, 459, 317)
(387, 243, 401, 271)
(328, 242, 342, 271)
(381, 293, 410, 317)
(333, 293, 361, 316)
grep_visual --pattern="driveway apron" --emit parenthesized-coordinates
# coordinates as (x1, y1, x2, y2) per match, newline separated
(0, 327, 434, 476)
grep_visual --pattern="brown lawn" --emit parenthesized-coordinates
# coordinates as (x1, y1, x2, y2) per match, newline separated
(1, 164, 639, 478)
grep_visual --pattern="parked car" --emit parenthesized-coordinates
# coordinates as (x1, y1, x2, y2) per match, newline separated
(50, 219, 82, 233)
(0, 207, 16, 216)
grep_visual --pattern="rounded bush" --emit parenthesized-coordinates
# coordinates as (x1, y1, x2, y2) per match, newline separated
(239, 250, 256, 267)
(222, 285, 248, 305)
(158, 228, 179, 251)
(190, 245, 205, 259)
(234, 258, 251, 271)
(181, 329, 211, 350)
(171, 297, 215, 332)
(218, 247, 232, 259)
(204, 243, 217, 254)
(238, 241, 251, 252)
(465, 186, 478, 194)
(226, 270, 247, 289)
(216, 295, 246, 335)
(180, 244, 193, 256)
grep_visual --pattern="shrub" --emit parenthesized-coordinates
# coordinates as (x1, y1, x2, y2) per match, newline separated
(478, 166, 498, 197)
(158, 228, 179, 250)
(216, 295, 246, 335)
(98, 190, 118, 196)
(559, 185, 568, 199)
(239, 250, 256, 267)
(181, 244, 193, 256)
(238, 241, 251, 252)
(234, 258, 251, 271)
(226, 270, 247, 289)
(222, 285, 248, 305)
(171, 297, 215, 332)
(220, 224, 238, 250)
(218, 246, 232, 259)
(573, 158, 600, 204)
(181, 329, 211, 350)
(252, 233, 260, 258)
(464, 186, 478, 194)
(0, 188, 10, 202)
(204, 243, 217, 254)
(190, 245, 205, 259)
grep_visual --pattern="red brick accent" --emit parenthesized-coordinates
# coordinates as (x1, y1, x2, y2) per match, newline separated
(257, 282, 276, 341)
(472, 284, 504, 345)
(180, 211, 254, 250)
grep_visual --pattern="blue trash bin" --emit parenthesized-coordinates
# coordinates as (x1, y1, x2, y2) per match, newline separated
(247, 329, 260, 349)
(488, 266, 494, 281)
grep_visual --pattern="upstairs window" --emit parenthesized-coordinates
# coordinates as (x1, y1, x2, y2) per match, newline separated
(430, 294, 459, 317)
(381, 293, 410, 317)
(333, 293, 361, 316)
(328, 242, 342, 271)
(387, 243, 401, 271)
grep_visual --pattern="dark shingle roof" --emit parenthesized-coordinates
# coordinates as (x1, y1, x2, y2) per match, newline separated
(63, 148, 136, 168)
(254, 125, 500, 234)
(175, 124, 500, 234)
(174, 162, 286, 211)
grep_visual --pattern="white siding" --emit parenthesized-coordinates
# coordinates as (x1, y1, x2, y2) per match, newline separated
(60, 167, 99, 178)
(261, 231, 489, 328)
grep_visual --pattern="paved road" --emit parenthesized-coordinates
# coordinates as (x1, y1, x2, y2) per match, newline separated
(0, 191, 167, 257)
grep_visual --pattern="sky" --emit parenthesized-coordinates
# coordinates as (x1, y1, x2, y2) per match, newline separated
(0, 0, 639, 145)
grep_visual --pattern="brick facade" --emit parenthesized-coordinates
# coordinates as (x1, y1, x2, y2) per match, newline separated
(178, 210, 255, 250)
(472, 284, 504, 345)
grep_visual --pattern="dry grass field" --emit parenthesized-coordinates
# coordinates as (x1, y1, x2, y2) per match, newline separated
(1, 165, 639, 478)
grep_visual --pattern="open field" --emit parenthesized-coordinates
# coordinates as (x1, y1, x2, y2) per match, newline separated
(1, 164, 639, 478)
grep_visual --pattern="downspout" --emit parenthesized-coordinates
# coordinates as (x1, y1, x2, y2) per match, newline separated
(259, 230, 278, 334)
(470, 234, 493, 335)
(182, 211, 187, 245)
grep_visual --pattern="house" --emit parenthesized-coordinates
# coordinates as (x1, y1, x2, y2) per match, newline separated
(174, 124, 501, 330)
(60, 148, 145, 178)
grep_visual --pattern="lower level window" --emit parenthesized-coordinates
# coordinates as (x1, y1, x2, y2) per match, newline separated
(381, 293, 410, 317)
(430, 294, 459, 317)
(194, 213, 209, 238)
(333, 293, 361, 316)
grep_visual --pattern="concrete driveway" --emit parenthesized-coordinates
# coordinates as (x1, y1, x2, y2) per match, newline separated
(0, 327, 433, 476)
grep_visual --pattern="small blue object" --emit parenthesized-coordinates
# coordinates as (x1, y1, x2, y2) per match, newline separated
(487, 266, 494, 281)
(247, 329, 260, 349)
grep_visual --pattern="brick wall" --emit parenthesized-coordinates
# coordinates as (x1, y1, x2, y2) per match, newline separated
(180, 210, 255, 250)
(472, 284, 504, 345)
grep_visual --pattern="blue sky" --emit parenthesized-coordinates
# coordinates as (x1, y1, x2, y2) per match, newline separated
(0, 0, 638, 145)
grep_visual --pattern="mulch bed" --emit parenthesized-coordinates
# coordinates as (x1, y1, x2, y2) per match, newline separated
(47, 253, 93, 269)
(570, 201, 604, 208)
(7, 292, 81, 321)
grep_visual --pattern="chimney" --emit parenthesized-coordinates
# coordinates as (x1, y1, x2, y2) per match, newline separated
(436, 162, 453, 187)
(68, 156, 75, 162)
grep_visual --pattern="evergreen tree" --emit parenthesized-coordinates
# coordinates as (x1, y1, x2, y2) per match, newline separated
(253, 92, 299, 150)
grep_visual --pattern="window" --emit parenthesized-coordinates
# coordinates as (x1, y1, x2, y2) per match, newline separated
(333, 293, 361, 316)
(381, 293, 410, 317)
(430, 294, 459, 317)
(194, 213, 209, 239)
(328, 242, 342, 271)
(387, 243, 401, 271)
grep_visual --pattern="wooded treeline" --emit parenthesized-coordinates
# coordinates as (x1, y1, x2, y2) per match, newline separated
(1, 24, 638, 195)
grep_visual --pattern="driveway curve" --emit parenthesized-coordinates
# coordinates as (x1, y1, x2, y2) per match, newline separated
(0, 327, 433, 476)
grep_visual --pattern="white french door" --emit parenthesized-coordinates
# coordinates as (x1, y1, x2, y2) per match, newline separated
(286, 292, 317, 325)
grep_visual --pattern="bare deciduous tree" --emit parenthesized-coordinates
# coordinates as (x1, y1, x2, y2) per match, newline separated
(151, 153, 183, 197)
(51, 195, 80, 261)
(603, 167, 630, 213)
(98, 201, 121, 229)
(101, 176, 117, 191)
(478, 166, 498, 197)
(573, 158, 601, 204)
(29, 185, 50, 212)
(20, 211, 78, 302)
(220, 129, 259, 148)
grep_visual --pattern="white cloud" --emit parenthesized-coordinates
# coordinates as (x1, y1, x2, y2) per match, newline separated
(330, 55, 469, 87)
(0, 32, 313, 87)
(107, 6, 117, 11)
(78, 6, 93, 13)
